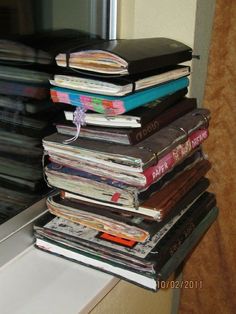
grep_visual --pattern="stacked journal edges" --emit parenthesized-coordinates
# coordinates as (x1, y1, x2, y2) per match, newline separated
(0, 37, 60, 223)
(0, 29, 98, 223)
(35, 37, 218, 291)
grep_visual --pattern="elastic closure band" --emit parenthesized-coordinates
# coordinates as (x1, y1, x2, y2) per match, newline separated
(139, 146, 159, 165)
(168, 126, 189, 143)
(192, 112, 209, 129)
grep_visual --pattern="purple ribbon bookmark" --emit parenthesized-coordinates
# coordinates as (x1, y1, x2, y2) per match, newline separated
(63, 106, 87, 144)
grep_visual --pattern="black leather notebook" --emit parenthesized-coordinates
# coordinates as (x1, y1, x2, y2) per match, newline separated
(55, 37, 192, 75)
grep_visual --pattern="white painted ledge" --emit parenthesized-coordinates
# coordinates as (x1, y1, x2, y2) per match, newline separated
(0, 246, 119, 314)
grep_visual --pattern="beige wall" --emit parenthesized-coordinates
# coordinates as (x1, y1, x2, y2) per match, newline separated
(117, 0, 197, 46)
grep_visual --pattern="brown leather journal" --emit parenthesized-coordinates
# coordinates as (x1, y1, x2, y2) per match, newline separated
(141, 159, 211, 220)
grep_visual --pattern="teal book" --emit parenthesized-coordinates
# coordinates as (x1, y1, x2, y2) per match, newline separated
(50, 77, 189, 115)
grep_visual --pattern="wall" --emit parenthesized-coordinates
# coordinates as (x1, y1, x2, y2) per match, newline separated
(118, 0, 196, 46)
(180, 0, 236, 313)
(191, 0, 216, 105)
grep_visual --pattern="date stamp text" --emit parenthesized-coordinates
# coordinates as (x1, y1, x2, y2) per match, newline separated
(157, 280, 203, 289)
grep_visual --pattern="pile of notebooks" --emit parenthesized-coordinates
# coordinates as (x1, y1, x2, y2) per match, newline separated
(0, 33, 70, 223)
(34, 37, 218, 291)
(0, 29, 102, 223)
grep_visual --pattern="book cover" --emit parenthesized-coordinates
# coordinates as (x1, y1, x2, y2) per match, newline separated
(50, 77, 189, 115)
(46, 176, 210, 242)
(63, 88, 188, 128)
(49, 151, 204, 218)
(55, 37, 192, 75)
(51, 65, 190, 96)
(34, 194, 218, 291)
(57, 97, 197, 145)
(45, 129, 207, 210)
(45, 128, 208, 194)
(43, 108, 210, 172)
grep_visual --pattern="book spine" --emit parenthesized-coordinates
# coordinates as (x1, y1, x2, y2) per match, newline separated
(143, 129, 208, 187)
(128, 119, 161, 144)
(128, 99, 196, 144)
(139, 88, 188, 124)
(142, 161, 211, 216)
(51, 88, 125, 115)
(51, 77, 189, 115)
(158, 206, 219, 284)
(0, 81, 48, 100)
(47, 199, 149, 243)
(153, 193, 216, 272)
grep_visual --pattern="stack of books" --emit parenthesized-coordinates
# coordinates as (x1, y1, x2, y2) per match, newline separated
(34, 37, 218, 291)
(0, 29, 100, 223)
(0, 37, 62, 222)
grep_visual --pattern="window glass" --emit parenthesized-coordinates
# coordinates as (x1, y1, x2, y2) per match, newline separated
(0, 0, 110, 224)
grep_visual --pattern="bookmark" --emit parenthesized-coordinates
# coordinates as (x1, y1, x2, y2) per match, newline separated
(63, 106, 87, 144)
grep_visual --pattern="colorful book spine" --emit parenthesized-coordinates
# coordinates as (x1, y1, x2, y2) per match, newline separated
(50, 77, 189, 115)
(143, 128, 209, 187)
(0, 81, 49, 99)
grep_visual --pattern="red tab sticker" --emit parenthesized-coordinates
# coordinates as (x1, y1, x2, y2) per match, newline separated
(111, 192, 121, 202)
(99, 233, 137, 248)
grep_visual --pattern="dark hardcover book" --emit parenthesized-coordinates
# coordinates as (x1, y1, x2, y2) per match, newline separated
(111, 88, 187, 125)
(34, 193, 218, 291)
(58, 96, 197, 145)
(123, 88, 188, 125)
(139, 159, 211, 219)
(44, 108, 210, 172)
(158, 206, 218, 283)
(149, 192, 216, 269)
(55, 37, 192, 76)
